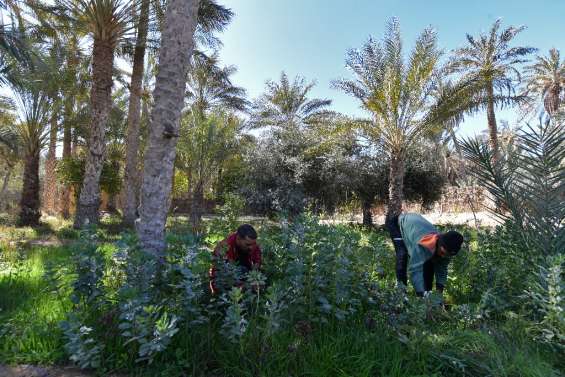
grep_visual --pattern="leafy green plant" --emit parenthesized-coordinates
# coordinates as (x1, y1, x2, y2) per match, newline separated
(222, 287, 248, 342)
(60, 314, 102, 369)
(523, 254, 565, 350)
(208, 192, 245, 238)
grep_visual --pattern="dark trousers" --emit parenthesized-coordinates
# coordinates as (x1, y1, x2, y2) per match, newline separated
(385, 214, 434, 291)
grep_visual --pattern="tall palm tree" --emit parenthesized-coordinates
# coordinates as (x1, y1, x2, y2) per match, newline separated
(524, 48, 565, 117)
(26, 1, 88, 217)
(448, 19, 535, 153)
(40, 40, 68, 216)
(333, 18, 443, 218)
(60, 35, 83, 218)
(57, 0, 134, 228)
(136, 0, 201, 255)
(250, 72, 332, 130)
(180, 53, 247, 230)
(122, 0, 235, 226)
(122, 0, 151, 226)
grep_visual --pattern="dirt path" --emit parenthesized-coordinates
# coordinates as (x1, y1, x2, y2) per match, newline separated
(320, 211, 499, 227)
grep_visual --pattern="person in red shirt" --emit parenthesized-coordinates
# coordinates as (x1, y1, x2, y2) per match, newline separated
(209, 224, 262, 294)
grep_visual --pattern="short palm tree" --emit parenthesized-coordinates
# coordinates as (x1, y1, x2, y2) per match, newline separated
(250, 72, 332, 130)
(333, 18, 443, 218)
(9, 80, 51, 226)
(524, 48, 565, 117)
(447, 19, 535, 153)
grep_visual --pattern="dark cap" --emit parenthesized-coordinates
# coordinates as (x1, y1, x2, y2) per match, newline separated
(440, 231, 464, 255)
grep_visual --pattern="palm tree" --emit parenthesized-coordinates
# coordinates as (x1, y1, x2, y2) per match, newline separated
(40, 40, 68, 216)
(9, 81, 51, 226)
(136, 0, 201, 255)
(57, 0, 134, 228)
(121, 0, 151, 226)
(122, 0, 235, 226)
(333, 18, 443, 218)
(524, 48, 565, 117)
(179, 53, 247, 230)
(250, 72, 332, 130)
(177, 112, 240, 231)
(186, 53, 248, 118)
(448, 19, 535, 153)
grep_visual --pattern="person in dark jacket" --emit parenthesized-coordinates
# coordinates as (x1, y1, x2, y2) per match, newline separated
(209, 224, 262, 294)
(386, 213, 463, 296)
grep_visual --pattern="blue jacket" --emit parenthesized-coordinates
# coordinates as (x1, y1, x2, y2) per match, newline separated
(398, 213, 450, 292)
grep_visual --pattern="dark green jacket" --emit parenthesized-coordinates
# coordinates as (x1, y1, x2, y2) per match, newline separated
(398, 213, 450, 292)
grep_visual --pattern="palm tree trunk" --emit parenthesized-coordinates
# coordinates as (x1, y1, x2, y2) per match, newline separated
(61, 96, 74, 218)
(18, 148, 41, 226)
(486, 82, 499, 154)
(189, 182, 204, 232)
(43, 111, 58, 215)
(74, 39, 115, 228)
(136, 0, 201, 255)
(61, 42, 77, 219)
(0, 168, 12, 201)
(123, 0, 150, 227)
(362, 198, 373, 226)
(387, 152, 404, 219)
(107, 159, 121, 214)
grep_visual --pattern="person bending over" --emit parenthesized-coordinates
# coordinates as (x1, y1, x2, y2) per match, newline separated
(386, 212, 463, 296)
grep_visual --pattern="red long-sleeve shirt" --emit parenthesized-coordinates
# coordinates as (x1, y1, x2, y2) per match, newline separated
(209, 232, 262, 293)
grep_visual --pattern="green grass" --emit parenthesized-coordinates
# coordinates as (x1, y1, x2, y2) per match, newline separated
(0, 216, 562, 377)
(0, 245, 71, 363)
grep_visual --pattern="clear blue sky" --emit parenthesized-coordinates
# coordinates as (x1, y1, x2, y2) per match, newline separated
(217, 0, 565, 137)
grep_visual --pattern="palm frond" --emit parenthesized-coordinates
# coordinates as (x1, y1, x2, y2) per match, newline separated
(461, 119, 564, 255)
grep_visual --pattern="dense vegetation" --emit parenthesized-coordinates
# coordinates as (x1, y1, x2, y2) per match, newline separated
(0, 211, 562, 376)
(0, 0, 563, 375)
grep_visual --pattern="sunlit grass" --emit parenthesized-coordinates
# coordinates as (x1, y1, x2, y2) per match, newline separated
(0, 245, 72, 363)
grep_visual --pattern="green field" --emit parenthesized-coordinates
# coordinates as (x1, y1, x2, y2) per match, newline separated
(1, 215, 562, 376)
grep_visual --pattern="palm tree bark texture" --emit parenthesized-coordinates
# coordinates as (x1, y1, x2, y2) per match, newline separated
(61, 39, 78, 219)
(136, 0, 201, 255)
(19, 148, 41, 226)
(387, 153, 405, 219)
(74, 39, 114, 228)
(122, 0, 150, 227)
(43, 111, 59, 215)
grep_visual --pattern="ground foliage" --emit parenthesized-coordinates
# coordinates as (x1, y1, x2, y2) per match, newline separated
(0, 213, 562, 376)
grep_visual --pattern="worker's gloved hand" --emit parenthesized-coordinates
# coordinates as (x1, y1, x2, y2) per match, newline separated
(423, 291, 433, 298)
